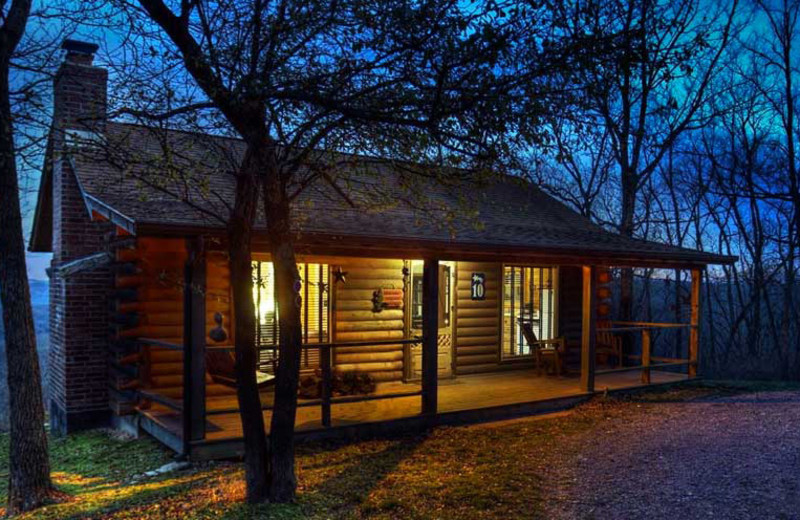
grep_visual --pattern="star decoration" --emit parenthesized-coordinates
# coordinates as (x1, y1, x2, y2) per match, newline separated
(333, 266, 348, 284)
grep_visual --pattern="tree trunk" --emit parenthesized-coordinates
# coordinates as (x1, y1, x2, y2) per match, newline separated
(0, 46, 54, 513)
(263, 166, 303, 503)
(674, 268, 682, 359)
(779, 3, 798, 380)
(618, 172, 637, 322)
(618, 171, 637, 360)
(228, 145, 269, 502)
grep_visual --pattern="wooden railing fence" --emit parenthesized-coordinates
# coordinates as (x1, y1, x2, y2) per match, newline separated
(134, 336, 423, 456)
(596, 321, 698, 384)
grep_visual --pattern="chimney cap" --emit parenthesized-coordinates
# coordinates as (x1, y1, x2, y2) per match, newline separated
(61, 39, 99, 55)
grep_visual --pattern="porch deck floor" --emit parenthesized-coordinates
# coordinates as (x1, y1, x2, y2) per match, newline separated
(139, 368, 687, 444)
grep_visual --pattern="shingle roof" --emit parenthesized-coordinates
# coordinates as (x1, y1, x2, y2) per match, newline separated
(38, 121, 735, 266)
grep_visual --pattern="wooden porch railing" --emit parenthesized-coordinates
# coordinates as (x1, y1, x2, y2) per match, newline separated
(580, 266, 701, 392)
(199, 338, 424, 423)
(595, 321, 697, 384)
(134, 336, 424, 455)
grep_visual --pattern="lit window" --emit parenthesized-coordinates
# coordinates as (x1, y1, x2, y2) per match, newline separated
(411, 263, 424, 329)
(252, 261, 329, 371)
(502, 266, 557, 358)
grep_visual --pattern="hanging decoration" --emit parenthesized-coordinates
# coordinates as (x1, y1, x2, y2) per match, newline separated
(209, 312, 228, 343)
(294, 278, 303, 308)
(333, 266, 348, 284)
(372, 287, 403, 312)
(371, 288, 386, 313)
(383, 288, 403, 308)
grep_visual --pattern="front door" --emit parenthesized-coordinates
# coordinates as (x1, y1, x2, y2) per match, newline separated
(407, 260, 454, 380)
(436, 262, 454, 378)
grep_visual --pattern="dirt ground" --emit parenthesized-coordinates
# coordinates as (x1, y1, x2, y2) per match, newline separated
(541, 388, 800, 520)
(4, 383, 800, 519)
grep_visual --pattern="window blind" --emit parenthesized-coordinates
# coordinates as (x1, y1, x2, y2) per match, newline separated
(502, 265, 557, 359)
(252, 261, 329, 373)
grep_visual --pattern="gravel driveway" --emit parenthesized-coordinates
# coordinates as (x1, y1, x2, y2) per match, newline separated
(543, 389, 800, 520)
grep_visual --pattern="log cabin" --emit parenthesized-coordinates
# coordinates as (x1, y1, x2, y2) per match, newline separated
(30, 40, 736, 459)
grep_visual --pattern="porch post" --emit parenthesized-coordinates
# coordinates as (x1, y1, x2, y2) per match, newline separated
(641, 329, 651, 384)
(421, 258, 439, 416)
(580, 265, 597, 393)
(320, 345, 332, 427)
(689, 268, 701, 378)
(182, 237, 206, 453)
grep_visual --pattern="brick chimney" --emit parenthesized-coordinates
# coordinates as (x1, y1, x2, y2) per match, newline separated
(48, 39, 113, 435)
(53, 39, 107, 138)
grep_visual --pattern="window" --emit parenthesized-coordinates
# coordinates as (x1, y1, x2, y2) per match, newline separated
(502, 266, 557, 359)
(252, 261, 329, 372)
(411, 263, 423, 329)
(441, 264, 451, 327)
(409, 261, 451, 329)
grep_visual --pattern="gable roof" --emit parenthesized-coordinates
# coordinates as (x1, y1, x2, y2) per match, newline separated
(31, 121, 736, 267)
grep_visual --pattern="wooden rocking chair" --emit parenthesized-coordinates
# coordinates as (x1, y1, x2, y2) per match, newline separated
(596, 321, 623, 368)
(205, 350, 276, 388)
(518, 319, 564, 376)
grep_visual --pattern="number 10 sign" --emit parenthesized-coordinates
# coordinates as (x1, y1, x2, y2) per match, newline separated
(471, 272, 486, 300)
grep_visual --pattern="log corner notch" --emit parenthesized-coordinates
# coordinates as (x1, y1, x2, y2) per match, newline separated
(580, 265, 597, 393)
(688, 268, 701, 378)
(421, 258, 439, 416)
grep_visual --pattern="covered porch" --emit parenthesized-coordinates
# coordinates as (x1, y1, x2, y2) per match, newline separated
(128, 243, 702, 459)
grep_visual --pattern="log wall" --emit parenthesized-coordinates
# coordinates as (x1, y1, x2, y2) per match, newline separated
(115, 237, 233, 403)
(115, 247, 584, 399)
(332, 257, 406, 381)
(454, 262, 502, 374)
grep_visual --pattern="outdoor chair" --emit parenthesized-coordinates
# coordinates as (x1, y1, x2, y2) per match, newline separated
(205, 349, 275, 388)
(596, 321, 623, 368)
(518, 319, 565, 376)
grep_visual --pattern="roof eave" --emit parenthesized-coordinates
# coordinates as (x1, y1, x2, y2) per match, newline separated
(132, 221, 735, 268)
(67, 155, 137, 235)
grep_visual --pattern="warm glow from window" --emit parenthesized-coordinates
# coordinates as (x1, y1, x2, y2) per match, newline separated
(251, 261, 329, 371)
(502, 266, 557, 358)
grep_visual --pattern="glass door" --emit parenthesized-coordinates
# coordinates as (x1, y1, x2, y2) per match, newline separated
(408, 260, 454, 379)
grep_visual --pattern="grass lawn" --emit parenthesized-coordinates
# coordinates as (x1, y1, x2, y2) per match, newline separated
(0, 381, 789, 519)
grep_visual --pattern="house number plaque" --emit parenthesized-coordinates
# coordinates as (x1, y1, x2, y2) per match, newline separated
(471, 272, 486, 300)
